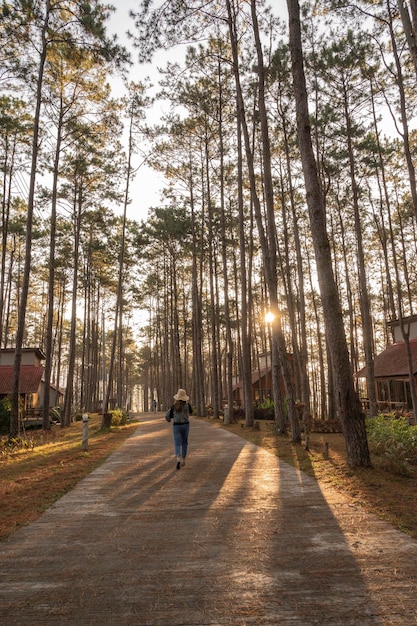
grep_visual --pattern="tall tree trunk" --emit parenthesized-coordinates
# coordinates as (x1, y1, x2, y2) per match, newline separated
(305, 239, 327, 419)
(236, 111, 254, 428)
(43, 105, 63, 429)
(54, 278, 66, 410)
(368, 75, 397, 327)
(62, 189, 82, 427)
(217, 54, 234, 425)
(337, 205, 358, 375)
(3, 240, 17, 350)
(205, 121, 220, 419)
(397, 0, 417, 80)
(0, 136, 16, 347)
(281, 119, 311, 417)
(387, 0, 417, 224)
(190, 158, 206, 416)
(103, 103, 134, 420)
(11, 1, 51, 437)
(287, 0, 371, 466)
(342, 85, 377, 417)
(385, 179, 417, 417)
(252, 0, 300, 441)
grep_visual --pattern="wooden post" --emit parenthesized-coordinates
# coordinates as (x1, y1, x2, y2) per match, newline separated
(82, 413, 89, 451)
(323, 441, 329, 459)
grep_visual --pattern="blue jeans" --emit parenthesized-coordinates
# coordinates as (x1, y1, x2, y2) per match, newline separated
(173, 423, 189, 458)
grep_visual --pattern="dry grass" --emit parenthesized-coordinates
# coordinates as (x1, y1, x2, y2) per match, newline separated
(1, 414, 416, 543)
(0, 414, 138, 540)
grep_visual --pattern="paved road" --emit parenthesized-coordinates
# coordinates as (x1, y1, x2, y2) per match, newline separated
(1, 413, 417, 625)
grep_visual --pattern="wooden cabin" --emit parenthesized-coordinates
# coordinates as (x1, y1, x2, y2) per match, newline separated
(232, 352, 288, 407)
(0, 348, 63, 425)
(356, 318, 417, 419)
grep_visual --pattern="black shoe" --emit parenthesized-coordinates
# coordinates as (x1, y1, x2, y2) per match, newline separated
(176, 461, 181, 470)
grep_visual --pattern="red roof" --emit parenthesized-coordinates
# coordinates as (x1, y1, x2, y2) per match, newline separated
(0, 365, 44, 394)
(356, 339, 417, 379)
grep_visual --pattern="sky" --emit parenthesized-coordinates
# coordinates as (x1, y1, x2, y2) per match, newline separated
(107, 1, 176, 225)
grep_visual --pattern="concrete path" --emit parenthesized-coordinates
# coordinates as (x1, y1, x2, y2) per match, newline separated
(1, 413, 417, 625)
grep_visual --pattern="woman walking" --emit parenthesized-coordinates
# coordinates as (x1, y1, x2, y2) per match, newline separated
(166, 389, 193, 469)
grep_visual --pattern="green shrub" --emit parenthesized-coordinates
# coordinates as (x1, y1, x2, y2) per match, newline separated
(111, 408, 127, 426)
(49, 406, 61, 423)
(0, 435, 35, 459)
(258, 398, 274, 410)
(366, 415, 417, 476)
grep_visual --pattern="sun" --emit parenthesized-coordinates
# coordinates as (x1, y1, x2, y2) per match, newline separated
(265, 311, 275, 324)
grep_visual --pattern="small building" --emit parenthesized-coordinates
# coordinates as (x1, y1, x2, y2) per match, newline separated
(232, 366, 273, 406)
(232, 352, 289, 407)
(0, 348, 63, 424)
(356, 333, 417, 417)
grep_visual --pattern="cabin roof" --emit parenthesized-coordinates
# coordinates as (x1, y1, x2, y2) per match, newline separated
(0, 365, 44, 394)
(356, 339, 417, 379)
(233, 366, 271, 390)
(0, 347, 46, 359)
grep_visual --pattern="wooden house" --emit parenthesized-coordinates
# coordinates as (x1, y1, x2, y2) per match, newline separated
(0, 348, 63, 424)
(356, 318, 417, 417)
(232, 352, 287, 407)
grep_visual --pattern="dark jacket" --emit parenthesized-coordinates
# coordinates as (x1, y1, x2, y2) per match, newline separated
(165, 401, 193, 424)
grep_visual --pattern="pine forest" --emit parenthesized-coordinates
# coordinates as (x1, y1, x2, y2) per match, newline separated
(1, 0, 417, 467)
